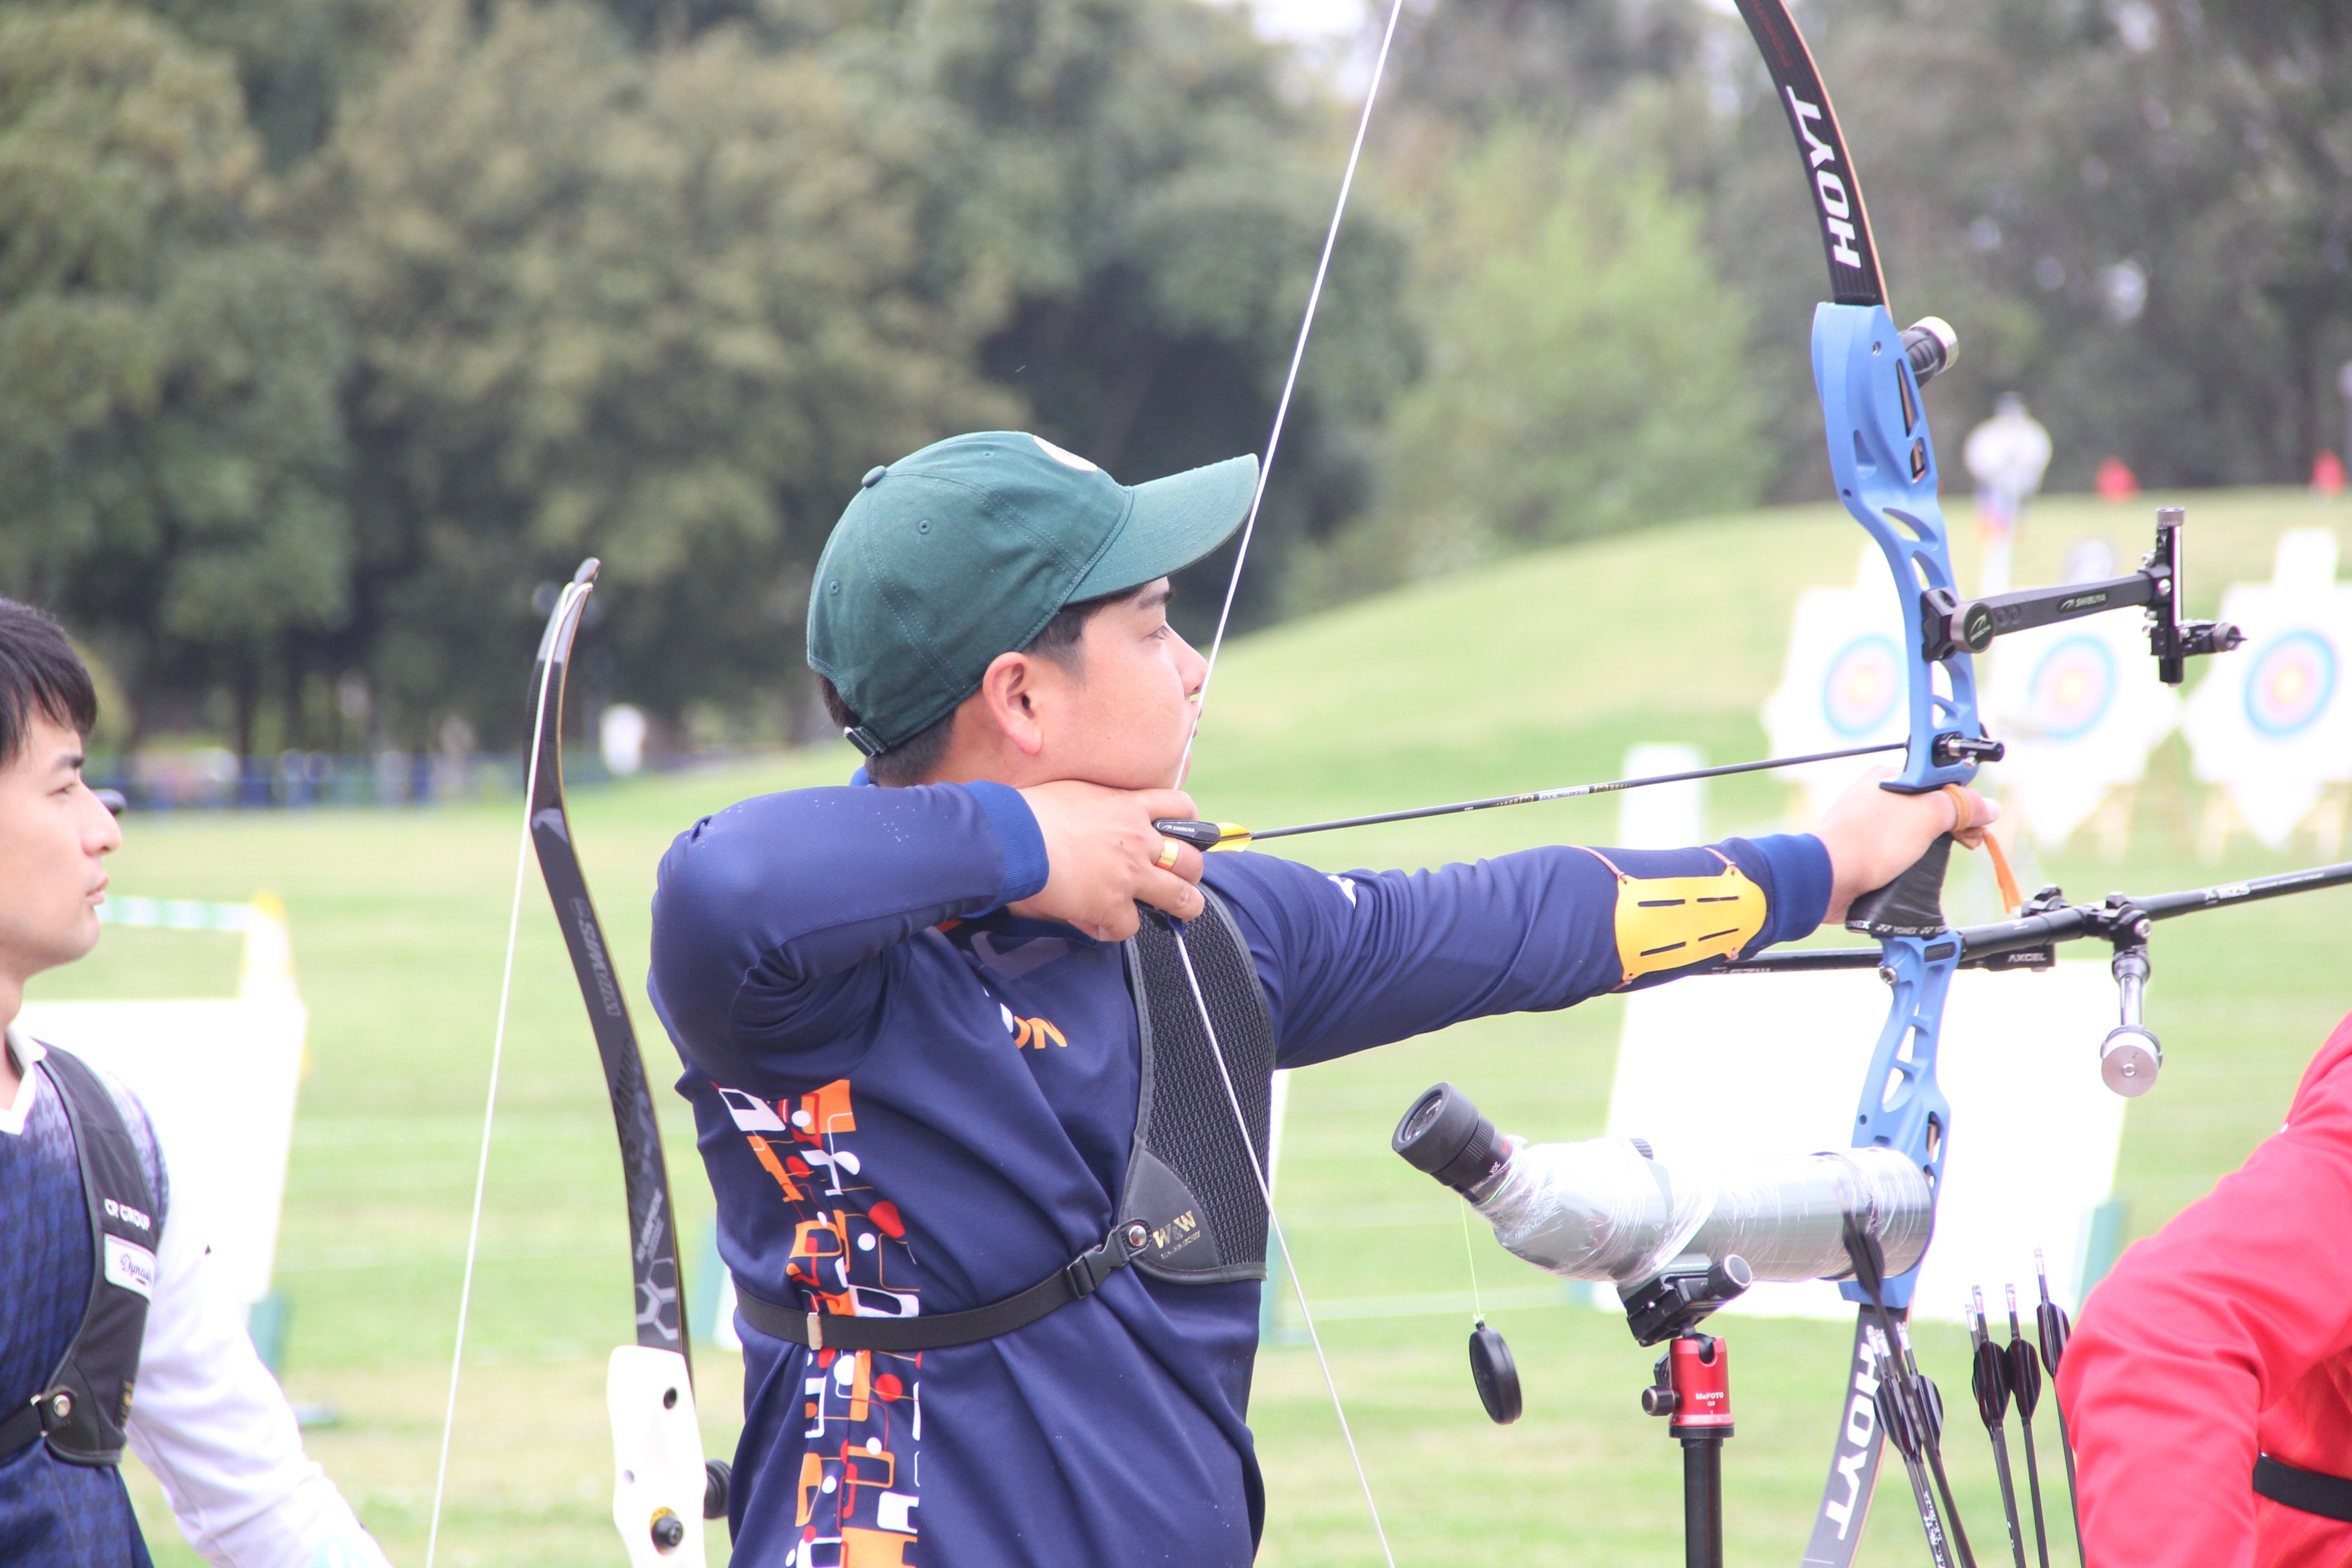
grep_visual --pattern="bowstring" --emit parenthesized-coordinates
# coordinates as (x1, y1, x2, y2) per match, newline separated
(1165, 0, 1413, 1559)
(1174, 0, 1412, 786)
(1171, 933, 1396, 1568)
(422, 581, 577, 1568)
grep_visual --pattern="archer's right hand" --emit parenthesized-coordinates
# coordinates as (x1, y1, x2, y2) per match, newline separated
(1009, 781, 1206, 941)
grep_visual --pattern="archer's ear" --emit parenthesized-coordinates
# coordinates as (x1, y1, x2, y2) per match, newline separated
(974, 651, 1048, 758)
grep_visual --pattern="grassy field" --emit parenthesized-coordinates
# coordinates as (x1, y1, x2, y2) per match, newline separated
(34, 485, 2352, 1566)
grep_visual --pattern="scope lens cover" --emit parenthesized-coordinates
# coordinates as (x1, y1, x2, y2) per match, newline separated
(1468, 1324, 1522, 1425)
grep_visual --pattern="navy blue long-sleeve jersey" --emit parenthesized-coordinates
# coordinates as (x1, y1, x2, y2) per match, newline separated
(648, 779, 1831, 1567)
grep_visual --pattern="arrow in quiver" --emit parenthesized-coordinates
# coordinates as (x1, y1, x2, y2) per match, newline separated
(2004, 1286, 2053, 1568)
(1969, 1287, 2029, 1568)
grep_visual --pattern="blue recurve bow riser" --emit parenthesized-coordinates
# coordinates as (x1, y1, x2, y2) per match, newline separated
(1813, 300, 1978, 1311)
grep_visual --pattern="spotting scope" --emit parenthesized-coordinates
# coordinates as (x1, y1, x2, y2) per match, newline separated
(1393, 1083, 1935, 1290)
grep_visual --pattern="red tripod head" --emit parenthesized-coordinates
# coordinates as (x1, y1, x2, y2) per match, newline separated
(1642, 1333, 1735, 1441)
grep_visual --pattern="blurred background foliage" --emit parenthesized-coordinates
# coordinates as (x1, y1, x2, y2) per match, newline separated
(1, 0, 2347, 752)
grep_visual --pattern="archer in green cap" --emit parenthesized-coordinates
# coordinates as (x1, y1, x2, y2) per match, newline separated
(647, 430, 1981, 1566)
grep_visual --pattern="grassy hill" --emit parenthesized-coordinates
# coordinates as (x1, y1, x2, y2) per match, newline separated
(42, 485, 2351, 1565)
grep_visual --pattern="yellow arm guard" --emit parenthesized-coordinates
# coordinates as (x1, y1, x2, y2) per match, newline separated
(1582, 848, 1769, 988)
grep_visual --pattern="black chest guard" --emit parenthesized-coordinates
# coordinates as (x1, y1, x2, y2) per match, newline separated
(0, 1046, 165, 1467)
(733, 890, 1279, 1352)
(1117, 892, 1275, 1283)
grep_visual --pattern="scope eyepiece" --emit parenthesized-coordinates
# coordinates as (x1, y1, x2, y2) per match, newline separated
(1393, 1083, 1509, 1196)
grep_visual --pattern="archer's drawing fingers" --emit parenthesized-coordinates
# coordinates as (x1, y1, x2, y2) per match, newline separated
(1135, 863, 1208, 926)
(1009, 780, 1204, 939)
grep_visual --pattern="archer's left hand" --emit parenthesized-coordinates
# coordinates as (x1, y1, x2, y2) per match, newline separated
(1813, 766, 1999, 925)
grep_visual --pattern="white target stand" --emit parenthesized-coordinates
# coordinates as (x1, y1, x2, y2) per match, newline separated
(2182, 529, 2352, 857)
(1980, 607, 2180, 854)
(1762, 548, 1910, 825)
(1602, 965, 2127, 1325)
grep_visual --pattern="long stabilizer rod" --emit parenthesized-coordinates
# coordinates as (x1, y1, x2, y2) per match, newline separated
(1723, 858, 2352, 975)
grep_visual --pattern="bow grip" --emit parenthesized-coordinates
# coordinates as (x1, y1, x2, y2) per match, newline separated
(1844, 834, 1954, 938)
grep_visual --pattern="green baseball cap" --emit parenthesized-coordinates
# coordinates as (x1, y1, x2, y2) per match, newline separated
(808, 431, 1258, 755)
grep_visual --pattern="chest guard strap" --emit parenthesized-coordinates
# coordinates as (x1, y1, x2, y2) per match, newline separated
(0, 1047, 164, 1467)
(733, 890, 1278, 1352)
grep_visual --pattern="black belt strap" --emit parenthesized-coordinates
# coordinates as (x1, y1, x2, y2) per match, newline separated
(734, 1221, 1147, 1353)
(2255, 1453, 2352, 1523)
(0, 1389, 79, 1465)
(0, 1398, 44, 1462)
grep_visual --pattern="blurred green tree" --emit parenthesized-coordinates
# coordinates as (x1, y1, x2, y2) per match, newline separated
(289, 0, 1014, 745)
(1382, 0, 2352, 497)
(4, 0, 1418, 751)
(1380, 0, 1705, 138)
(870, 0, 1421, 638)
(1808, 0, 2352, 490)
(132, 0, 409, 170)
(1303, 127, 1764, 599)
(0, 3, 352, 755)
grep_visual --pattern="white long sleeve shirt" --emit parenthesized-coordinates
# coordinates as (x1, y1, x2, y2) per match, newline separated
(1, 1028, 392, 1568)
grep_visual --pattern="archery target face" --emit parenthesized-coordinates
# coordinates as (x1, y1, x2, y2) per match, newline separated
(2243, 629, 2338, 738)
(1819, 634, 1902, 737)
(2026, 634, 2117, 741)
(2180, 531, 2352, 851)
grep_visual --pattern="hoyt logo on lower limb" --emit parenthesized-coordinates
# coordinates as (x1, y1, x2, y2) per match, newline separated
(1821, 1336, 1884, 1537)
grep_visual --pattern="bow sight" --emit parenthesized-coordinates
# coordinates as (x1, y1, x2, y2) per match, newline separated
(1921, 506, 2245, 682)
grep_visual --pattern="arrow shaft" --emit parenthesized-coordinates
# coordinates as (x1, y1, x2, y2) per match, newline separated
(1986, 1425, 2029, 1568)
(2053, 1401, 2086, 1563)
(2016, 1414, 2052, 1568)
(1922, 1439, 1980, 1568)
(1901, 1451, 1959, 1568)
(1241, 740, 1906, 843)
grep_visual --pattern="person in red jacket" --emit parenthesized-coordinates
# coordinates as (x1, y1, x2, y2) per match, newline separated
(2061, 1008, 2352, 1568)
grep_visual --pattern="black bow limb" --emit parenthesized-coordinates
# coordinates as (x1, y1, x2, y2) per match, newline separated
(1842, 1218, 1974, 1568)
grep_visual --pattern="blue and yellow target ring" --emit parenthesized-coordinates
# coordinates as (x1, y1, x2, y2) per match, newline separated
(2027, 635, 2117, 742)
(1820, 634, 1902, 738)
(2243, 629, 2338, 739)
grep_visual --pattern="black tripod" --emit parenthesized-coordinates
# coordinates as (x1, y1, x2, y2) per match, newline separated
(1629, 1256, 1754, 1568)
(1643, 1333, 1736, 1567)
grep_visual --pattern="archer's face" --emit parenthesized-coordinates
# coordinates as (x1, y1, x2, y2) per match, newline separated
(0, 715, 120, 995)
(1033, 580, 1209, 791)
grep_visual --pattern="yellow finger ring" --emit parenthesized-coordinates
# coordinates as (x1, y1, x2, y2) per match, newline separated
(1155, 838, 1182, 872)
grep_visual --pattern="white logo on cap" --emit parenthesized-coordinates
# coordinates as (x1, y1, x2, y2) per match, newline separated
(1031, 435, 1099, 472)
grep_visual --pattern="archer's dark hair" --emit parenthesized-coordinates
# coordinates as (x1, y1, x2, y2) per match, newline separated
(0, 598, 97, 768)
(821, 584, 1143, 787)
